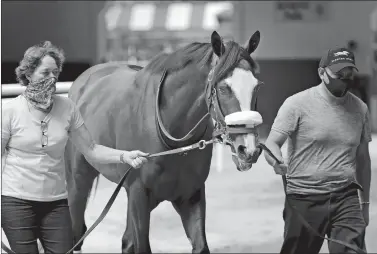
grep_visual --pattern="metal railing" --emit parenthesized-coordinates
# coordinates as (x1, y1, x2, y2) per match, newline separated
(1, 82, 72, 103)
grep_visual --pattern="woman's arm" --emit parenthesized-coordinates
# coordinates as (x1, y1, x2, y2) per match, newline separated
(68, 123, 148, 168)
(1, 105, 12, 157)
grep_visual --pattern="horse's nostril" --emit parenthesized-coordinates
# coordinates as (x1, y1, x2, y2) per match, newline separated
(237, 145, 247, 157)
(237, 145, 255, 162)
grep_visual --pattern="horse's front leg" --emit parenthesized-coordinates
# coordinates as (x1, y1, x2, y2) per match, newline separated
(66, 154, 99, 253)
(172, 185, 210, 254)
(122, 180, 157, 254)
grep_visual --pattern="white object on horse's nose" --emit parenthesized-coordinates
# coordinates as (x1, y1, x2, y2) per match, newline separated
(224, 111, 263, 127)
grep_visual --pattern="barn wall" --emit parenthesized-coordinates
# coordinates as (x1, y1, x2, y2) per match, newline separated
(232, 1, 377, 136)
(233, 1, 375, 73)
(2, 1, 376, 132)
(1, 1, 104, 63)
(1, 1, 105, 83)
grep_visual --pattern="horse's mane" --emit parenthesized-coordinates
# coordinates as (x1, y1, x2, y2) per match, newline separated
(139, 40, 256, 85)
(144, 43, 213, 74)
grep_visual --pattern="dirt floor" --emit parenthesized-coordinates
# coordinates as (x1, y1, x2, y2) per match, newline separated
(2, 135, 377, 253)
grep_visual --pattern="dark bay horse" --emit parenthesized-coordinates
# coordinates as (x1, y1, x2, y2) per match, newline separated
(65, 31, 263, 253)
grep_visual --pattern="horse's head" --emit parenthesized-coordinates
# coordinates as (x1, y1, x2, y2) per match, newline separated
(206, 30, 263, 172)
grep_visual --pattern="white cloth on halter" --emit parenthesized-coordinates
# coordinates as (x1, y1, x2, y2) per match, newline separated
(224, 111, 263, 127)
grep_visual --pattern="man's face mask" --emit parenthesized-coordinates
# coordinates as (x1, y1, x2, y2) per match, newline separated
(324, 67, 355, 97)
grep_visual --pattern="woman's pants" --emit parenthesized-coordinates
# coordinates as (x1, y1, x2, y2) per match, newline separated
(1, 195, 74, 254)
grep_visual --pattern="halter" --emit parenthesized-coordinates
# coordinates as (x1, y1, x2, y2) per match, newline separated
(205, 67, 259, 146)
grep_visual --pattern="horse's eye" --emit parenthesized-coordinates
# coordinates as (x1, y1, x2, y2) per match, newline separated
(218, 86, 229, 94)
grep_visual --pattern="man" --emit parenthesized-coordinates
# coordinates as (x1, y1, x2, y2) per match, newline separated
(264, 47, 372, 254)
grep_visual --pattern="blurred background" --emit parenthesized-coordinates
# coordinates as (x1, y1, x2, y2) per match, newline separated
(2, 0, 377, 138)
(2, 1, 377, 253)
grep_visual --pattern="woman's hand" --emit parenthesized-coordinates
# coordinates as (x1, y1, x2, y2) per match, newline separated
(121, 150, 149, 168)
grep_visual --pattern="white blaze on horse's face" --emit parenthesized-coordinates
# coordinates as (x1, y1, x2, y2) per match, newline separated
(225, 68, 258, 111)
(224, 67, 262, 168)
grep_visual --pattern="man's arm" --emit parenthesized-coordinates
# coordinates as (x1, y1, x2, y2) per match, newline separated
(264, 130, 288, 167)
(264, 96, 300, 168)
(356, 107, 372, 204)
(355, 140, 371, 204)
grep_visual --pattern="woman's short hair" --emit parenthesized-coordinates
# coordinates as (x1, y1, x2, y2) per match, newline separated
(15, 41, 65, 86)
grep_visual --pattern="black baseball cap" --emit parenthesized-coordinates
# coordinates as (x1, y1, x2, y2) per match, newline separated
(319, 47, 358, 73)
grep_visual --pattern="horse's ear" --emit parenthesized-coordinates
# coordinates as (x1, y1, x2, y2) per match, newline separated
(245, 30, 260, 55)
(211, 31, 225, 57)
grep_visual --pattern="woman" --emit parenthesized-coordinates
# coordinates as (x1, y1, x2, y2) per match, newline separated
(1, 41, 149, 253)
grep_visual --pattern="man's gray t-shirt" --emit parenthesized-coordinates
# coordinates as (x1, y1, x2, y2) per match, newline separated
(271, 83, 372, 195)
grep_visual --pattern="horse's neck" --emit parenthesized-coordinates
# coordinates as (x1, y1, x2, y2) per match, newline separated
(160, 69, 210, 139)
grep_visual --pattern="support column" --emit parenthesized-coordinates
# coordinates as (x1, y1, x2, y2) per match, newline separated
(370, 7, 377, 132)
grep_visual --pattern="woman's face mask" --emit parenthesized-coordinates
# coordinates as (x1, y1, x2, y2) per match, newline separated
(23, 76, 57, 111)
(29, 76, 57, 93)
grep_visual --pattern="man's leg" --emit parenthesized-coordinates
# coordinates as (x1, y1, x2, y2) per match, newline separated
(327, 185, 366, 253)
(280, 193, 330, 254)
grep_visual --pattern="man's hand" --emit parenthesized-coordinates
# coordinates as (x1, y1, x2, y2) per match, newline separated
(122, 150, 149, 168)
(273, 161, 288, 175)
(355, 139, 371, 227)
(361, 203, 369, 226)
